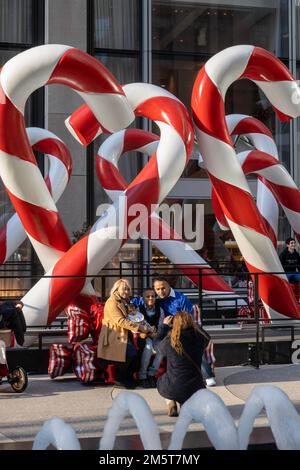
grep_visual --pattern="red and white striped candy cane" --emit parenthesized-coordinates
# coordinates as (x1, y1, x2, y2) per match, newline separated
(212, 114, 279, 246)
(192, 45, 300, 320)
(18, 83, 193, 340)
(238, 150, 300, 243)
(0, 127, 72, 265)
(0, 45, 134, 271)
(0, 45, 134, 340)
(97, 127, 235, 296)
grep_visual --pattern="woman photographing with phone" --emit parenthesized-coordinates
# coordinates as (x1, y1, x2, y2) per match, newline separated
(155, 311, 210, 417)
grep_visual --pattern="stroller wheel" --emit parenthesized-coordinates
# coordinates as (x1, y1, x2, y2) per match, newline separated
(8, 366, 28, 393)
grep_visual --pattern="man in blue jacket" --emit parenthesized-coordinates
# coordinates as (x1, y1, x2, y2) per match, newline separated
(153, 277, 193, 316)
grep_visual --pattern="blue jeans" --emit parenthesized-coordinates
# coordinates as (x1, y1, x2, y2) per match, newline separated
(139, 337, 163, 379)
(287, 273, 300, 283)
(201, 354, 215, 379)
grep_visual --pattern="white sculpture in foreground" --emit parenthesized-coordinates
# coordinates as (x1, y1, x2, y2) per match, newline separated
(31, 385, 300, 450)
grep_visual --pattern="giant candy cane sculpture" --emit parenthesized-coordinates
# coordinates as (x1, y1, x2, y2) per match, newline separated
(212, 115, 279, 247)
(213, 116, 300, 248)
(0, 127, 72, 265)
(0, 45, 134, 272)
(2, 77, 193, 342)
(228, 115, 279, 246)
(0, 45, 135, 339)
(97, 128, 235, 296)
(192, 46, 300, 320)
(0, 126, 98, 343)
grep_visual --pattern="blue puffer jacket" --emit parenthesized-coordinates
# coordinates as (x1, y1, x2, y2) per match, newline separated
(156, 288, 193, 316)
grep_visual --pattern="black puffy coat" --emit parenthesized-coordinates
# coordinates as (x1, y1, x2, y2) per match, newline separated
(279, 248, 300, 273)
(156, 325, 209, 404)
(0, 302, 26, 346)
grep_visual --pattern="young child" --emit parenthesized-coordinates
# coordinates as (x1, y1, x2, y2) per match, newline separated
(132, 288, 165, 387)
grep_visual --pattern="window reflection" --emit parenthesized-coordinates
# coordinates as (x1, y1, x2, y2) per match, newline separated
(0, 0, 33, 44)
(153, 0, 288, 58)
(0, 1, 43, 296)
(94, 0, 140, 50)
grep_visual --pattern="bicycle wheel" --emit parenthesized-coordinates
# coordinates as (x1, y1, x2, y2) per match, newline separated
(9, 366, 28, 393)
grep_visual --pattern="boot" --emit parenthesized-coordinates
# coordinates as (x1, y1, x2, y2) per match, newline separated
(167, 400, 178, 417)
(115, 362, 136, 389)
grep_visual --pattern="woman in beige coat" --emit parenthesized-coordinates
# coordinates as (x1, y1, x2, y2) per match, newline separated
(98, 279, 153, 388)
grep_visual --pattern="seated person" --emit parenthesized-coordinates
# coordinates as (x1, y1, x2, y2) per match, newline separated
(0, 300, 26, 346)
(97, 279, 154, 389)
(279, 238, 300, 283)
(153, 276, 193, 316)
(132, 288, 165, 387)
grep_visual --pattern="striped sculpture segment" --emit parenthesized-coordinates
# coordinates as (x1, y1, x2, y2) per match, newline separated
(97, 127, 235, 296)
(212, 115, 280, 247)
(192, 45, 300, 320)
(3, 78, 193, 339)
(0, 45, 134, 336)
(0, 127, 72, 266)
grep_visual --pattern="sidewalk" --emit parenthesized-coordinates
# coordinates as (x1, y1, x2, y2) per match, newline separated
(1, 364, 300, 449)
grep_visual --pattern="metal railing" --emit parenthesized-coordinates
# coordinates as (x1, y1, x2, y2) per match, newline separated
(1, 262, 300, 367)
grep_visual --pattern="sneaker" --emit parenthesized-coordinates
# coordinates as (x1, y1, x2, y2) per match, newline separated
(167, 400, 178, 417)
(138, 378, 151, 389)
(114, 380, 137, 389)
(206, 377, 217, 387)
(147, 376, 157, 388)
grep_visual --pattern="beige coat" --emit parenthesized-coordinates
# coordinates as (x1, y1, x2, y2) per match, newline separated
(97, 294, 141, 362)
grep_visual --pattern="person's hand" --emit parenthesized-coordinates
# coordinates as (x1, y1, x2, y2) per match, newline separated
(163, 315, 173, 326)
(139, 324, 149, 334)
(146, 326, 156, 338)
(15, 301, 24, 310)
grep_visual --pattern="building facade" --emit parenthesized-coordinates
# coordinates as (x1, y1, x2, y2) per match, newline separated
(0, 0, 299, 294)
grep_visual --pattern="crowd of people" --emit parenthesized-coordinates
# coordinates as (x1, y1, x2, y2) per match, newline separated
(97, 276, 215, 417)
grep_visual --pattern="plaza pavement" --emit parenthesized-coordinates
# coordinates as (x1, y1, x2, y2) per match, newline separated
(1, 364, 300, 449)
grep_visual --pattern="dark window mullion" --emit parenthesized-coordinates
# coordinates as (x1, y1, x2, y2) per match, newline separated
(87, 0, 95, 226)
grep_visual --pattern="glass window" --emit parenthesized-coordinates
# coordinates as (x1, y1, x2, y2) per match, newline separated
(93, 53, 140, 220)
(152, 0, 288, 58)
(153, 53, 205, 113)
(0, 0, 33, 44)
(94, 0, 140, 50)
(94, 52, 139, 85)
(296, 0, 300, 60)
(0, 1, 44, 293)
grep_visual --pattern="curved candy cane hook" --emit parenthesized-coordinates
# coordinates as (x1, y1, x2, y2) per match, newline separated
(169, 389, 239, 450)
(30, 385, 300, 450)
(238, 385, 300, 450)
(100, 391, 161, 450)
(0, 45, 134, 270)
(192, 46, 300, 320)
(18, 82, 193, 337)
(0, 127, 72, 266)
(97, 128, 235, 296)
(32, 417, 81, 450)
(212, 115, 279, 247)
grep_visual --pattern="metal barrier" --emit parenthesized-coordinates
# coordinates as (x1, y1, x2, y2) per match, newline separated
(1, 261, 300, 368)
